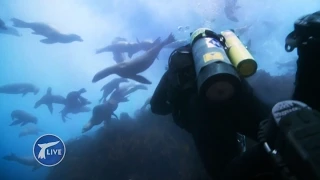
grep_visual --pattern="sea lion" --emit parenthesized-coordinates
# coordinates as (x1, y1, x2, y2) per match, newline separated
(120, 82, 148, 97)
(96, 40, 140, 59)
(96, 37, 161, 59)
(0, 18, 7, 30)
(65, 88, 91, 109)
(0, 83, 39, 96)
(19, 126, 43, 137)
(99, 78, 129, 103)
(164, 39, 189, 49)
(107, 82, 148, 103)
(136, 39, 158, 51)
(0, 26, 21, 37)
(60, 105, 91, 123)
(34, 87, 66, 114)
(11, 18, 83, 44)
(10, 110, 38, 126)
(82, 101, 118, 133)
(111, 37, 129, 63)
(3, 153, 41, 171)
(92, 33, 175, 84)
(224, 0, 240, 22)
(60, 89, 91, 122)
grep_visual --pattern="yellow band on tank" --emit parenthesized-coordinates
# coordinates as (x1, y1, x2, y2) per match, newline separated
(237, 59, 257, 77)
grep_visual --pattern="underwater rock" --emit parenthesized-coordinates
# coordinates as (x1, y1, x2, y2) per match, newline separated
(47, 110, 210, 180)
(247, 69, 295, 107)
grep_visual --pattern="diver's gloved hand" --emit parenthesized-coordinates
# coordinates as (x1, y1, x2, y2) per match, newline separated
(258, 100, 320, 180)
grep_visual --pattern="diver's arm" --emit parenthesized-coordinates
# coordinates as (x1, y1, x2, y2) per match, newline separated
(150, 71, 172, 115)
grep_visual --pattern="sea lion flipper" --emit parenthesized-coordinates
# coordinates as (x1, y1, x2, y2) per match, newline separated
(129, 74, 152, 84)
(34, 100, 42, 109)
(10, 120, 22, 126)
(11, 18, 29, 28)
(20, 121, 28, 126)
(128, 51, 134, 58)
(47, 103, 53, 114)
(92, 65, 118, 83)
(40, 38, 56, 44)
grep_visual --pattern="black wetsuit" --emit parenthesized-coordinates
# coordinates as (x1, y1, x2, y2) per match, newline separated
(150, 45, 270, 180)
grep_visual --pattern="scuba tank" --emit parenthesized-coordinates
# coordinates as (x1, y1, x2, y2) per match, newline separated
(189, 28, 257, 102)
(221, 30, 257, 77)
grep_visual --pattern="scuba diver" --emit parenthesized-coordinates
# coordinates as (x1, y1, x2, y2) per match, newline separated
(151, 27, 268, 180)
(150, 10, 320, 180)
(224, 11, 320, 180)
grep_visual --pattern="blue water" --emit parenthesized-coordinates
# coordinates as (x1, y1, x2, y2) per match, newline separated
(0, 0, 319, 180)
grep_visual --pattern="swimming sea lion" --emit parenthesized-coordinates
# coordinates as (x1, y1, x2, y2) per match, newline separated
(92, 33, 175, 84)
(60, 105, 91, 123)
(65, 88, 91, 109)
(111, 37, 129, 63)
(96, 40, 140, 59)
(60, 89, 91, 122)
(136, 38, 158, 51)
(0, 18, 7, 30)
(0, 26, 21, 37)
(3, 153, 41, 171)
(99, 78, 129, 103)
(19, 126, 43, 137)
(120, 82, 148, 97)
(106, 82, 148, 103)
(224, 0, 240, 22)
(82, 102, 118, 133)
(34, 87, 66, 114)
(11, 18, 83, 44)
(96, 37, 161, 59)
(0, 83, 39, 96)
(10, 110, 38, 126)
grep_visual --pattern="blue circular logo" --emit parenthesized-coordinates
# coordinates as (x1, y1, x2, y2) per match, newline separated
(33, 134, 66, 167)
